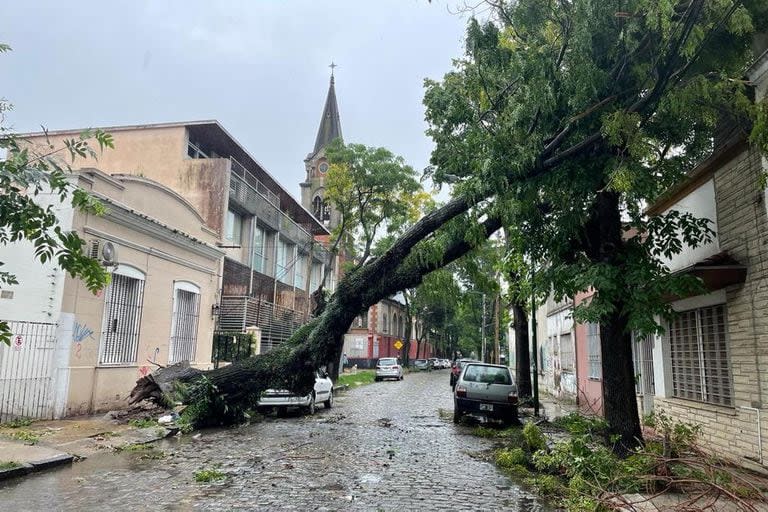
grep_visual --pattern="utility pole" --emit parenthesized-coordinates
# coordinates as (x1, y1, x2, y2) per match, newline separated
(481, 293, 487, 363)
(494, 293, 500, 364)
(531, 262, 539, 417)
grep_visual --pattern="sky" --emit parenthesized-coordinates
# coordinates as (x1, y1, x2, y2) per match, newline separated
(1, 0, 472, 199)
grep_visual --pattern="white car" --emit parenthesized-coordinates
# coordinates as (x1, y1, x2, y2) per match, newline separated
(374, 357, 404, 381)
(257, 370, 334, 415)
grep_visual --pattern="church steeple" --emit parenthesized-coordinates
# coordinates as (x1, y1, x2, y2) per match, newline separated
(312, 66, 342, 155)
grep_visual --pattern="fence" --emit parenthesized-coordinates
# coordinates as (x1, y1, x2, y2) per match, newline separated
(217, 296, 308, 353)
(211, 331, 256, 368)
(0, 320, 58, 422)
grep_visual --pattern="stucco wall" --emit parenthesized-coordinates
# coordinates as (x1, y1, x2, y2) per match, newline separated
(21, 128, 230, 234)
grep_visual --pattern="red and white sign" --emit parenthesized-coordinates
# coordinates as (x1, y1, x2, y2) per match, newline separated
(12, 335, 23, 350)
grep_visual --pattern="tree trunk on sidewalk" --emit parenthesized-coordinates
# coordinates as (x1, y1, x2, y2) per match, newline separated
(512, 302, 532, 400)
(590, 190, 642, 455)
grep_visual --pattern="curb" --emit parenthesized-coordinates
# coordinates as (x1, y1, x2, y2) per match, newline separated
(0, 453, 74, 482)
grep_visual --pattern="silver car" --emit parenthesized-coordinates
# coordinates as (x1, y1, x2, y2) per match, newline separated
(257, 370, 333, 415)
(453, 363, 518, 425)
(375, 357, 404, 381)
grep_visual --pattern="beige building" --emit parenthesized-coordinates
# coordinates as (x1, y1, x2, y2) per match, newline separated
(18, 120, 333, 353)
(0, 169, 223, 418)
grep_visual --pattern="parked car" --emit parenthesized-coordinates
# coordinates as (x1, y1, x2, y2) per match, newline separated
(441, 359, 451, 369)
(450, 358, 479, 389)
(413, 359, 431, 371)
(257, 370, 333, 416)
(428, 357, 442, 369)
(375, 357, 404, 381)
(453, 363, 518, 425)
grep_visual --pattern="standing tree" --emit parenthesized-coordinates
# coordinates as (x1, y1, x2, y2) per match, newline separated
(423, 0, 768, 453)
(132, 2, 768, 455)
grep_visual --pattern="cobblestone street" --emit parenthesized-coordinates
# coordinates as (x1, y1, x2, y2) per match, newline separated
(0, 370, 552, 511)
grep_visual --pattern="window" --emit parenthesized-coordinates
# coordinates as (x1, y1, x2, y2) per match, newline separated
(669, 305, 732, 406)
(276, 238, 294, 285)
(587, 323, 601, 379)
(100, 265, 145, 365)
(225, 209, 243, 245)
(560, 333, 574, 372)
(318, 162, 329, 173)
(251, 225, 265, 273)
(383, 310, 389, 333)
(310, 261, 322, 291)
(169, 282, 201, 364)
(356, 311, 368, 329)
(392, 313, 397, 337)
(294, 253, 307, 290)
(187, 140, 207, 159)
(312, 196, 323, 220)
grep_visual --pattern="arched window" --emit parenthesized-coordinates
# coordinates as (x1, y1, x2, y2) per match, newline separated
(312, 196, 323, 220)
(383, 311, 389, 333)
(392, 313, 397, 337)
(100, 264, 146, 365)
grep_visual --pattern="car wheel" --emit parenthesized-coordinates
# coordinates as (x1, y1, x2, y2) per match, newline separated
(306, 394, 316, 415)
(399, 374, 404, 380)
(324, 390, 333, 409)
(453, 408, 463, 424)
(276, 406, 287, 417)
(374, 377, 381, 382)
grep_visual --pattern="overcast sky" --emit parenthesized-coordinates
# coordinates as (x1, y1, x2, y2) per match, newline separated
(1, 1, 472, 198)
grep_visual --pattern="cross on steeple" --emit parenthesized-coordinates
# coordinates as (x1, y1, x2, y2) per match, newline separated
(329, 61, 337, 78)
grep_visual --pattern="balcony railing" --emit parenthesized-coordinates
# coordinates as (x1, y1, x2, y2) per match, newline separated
(230, 157, 280, 207)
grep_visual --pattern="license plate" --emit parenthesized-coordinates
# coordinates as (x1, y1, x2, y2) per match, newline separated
(479, 403, 493, 411)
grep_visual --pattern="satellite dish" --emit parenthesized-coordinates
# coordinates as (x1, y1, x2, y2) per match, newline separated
(101, 241, 118, 266)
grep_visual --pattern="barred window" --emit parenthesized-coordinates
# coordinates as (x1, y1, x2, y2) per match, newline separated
(669, 304, 732, 406)
(169, 282, 201, 364)
(587, 323, 601, 379)
(560, 333, 574, 372)
(100, 265, 145, 365)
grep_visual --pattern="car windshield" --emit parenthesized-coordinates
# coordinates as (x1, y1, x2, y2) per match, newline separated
(463, 365, 512, 385)
(379, 358, 397, 365)
(415, 359, 426, 364)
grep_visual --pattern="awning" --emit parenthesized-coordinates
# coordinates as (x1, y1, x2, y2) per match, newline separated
(667, 251, 746, 300)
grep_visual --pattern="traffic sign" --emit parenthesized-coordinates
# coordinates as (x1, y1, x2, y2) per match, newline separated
(394, 339, 403, 350)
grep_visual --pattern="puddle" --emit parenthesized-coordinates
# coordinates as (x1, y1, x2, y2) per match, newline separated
(359, 473, 382, 485)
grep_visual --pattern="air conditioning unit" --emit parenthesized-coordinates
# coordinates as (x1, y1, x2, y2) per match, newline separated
(87, 239, 118, 267)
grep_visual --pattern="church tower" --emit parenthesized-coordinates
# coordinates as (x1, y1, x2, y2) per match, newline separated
(301, 66, 343, 231)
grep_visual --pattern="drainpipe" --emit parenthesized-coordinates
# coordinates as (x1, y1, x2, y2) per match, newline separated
(740, 405, 763, 465)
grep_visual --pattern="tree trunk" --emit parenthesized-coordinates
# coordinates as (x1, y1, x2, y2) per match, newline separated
(593, 191, 642, 455)
(512, 302, 532, 400)
(130, 210, 503, 427)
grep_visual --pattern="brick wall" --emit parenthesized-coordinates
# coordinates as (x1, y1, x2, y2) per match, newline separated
(655, 146, 768, 466)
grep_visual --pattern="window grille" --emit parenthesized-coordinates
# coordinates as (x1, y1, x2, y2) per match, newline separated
(669, 304, 732, 406)
(587, 322, 601, 379)
(169, 287, 201, 364)
(560, 332, 574, 372)
(100, 272, 145, 365)
(632, 332, 655, 396)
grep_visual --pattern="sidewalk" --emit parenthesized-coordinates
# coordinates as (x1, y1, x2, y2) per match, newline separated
(0, 412, 172, 482)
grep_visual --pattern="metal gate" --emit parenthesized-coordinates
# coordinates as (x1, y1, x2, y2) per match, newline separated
(0, 321, 58, 422)
(632, 333, 656, 416)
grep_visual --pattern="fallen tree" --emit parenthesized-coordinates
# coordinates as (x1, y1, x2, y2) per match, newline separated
(130, 1, 768, 453)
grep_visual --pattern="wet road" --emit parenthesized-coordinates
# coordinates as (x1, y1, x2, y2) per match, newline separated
(0, 370, 552, 511)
